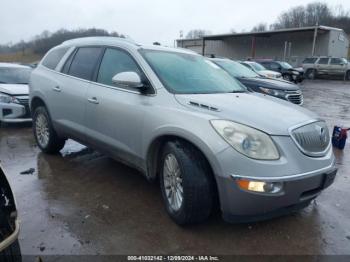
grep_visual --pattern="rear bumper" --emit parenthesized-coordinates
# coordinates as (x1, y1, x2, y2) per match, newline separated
(217, 166, 337, 223)
(0, 102, 31, 122)
(0, 219, 20, 252)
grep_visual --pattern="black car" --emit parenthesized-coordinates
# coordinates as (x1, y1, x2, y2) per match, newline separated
(0, 165, 21, 261)
(211, 58, 303, 105)
(257, 60, 304, 83)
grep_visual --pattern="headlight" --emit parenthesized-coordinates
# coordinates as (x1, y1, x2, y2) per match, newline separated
(266, 74, 274, 78)
(0, 93, 18, 103)
(259, 87, 285, 97)
(292, 71, 299, 75)
(210, 120, 280, 160)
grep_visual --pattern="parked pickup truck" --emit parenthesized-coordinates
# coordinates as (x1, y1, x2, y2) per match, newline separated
(302, 57, 350, 80)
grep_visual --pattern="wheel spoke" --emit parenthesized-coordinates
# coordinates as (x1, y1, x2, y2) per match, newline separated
(163, 153, 184, 212)
(36, 113, 50, 148)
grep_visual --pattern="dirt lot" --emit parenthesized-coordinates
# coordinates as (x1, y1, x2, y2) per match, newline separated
(0, 80, 349, 259)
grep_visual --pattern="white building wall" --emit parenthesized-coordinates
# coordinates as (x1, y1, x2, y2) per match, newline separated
(328, 30, 349, 58)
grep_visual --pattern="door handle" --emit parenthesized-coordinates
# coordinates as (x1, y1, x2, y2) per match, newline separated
(53, 86, 61, 92)
(88, 97, 99, 104)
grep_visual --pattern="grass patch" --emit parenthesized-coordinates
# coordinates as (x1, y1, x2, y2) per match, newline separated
(0, 49, 42, 64)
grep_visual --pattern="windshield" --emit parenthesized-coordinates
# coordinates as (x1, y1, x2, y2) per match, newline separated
(140, 50, 246, 94)
(280, 62, 293, 69)
(214, 60, 260, 78)
(248, 62, 266, 71)
(0, 67, 32, 84)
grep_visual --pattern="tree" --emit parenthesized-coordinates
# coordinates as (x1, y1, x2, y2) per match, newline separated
(185, 29, 211, 39)
(0, 28, 126, 55)
(251, 23, 268, 32)
(270, 2, 350, 33)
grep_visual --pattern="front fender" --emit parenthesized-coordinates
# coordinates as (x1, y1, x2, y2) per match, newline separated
(144, 124, 229, 179)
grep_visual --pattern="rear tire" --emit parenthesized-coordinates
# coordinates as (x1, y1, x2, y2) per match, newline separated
(32, 106, 65, 154)
(0, 239, 22, 262)
(159, 141, 214, 225)
(306, 69, 317, 80)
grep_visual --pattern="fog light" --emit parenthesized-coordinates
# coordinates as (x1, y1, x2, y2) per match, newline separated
(236, 179, 283, 194)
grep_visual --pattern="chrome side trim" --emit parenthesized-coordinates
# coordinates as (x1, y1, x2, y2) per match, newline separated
(0, 219, 20, 252)
(230, 160, 336, 182)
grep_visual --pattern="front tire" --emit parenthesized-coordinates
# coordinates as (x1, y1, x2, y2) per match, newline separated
(159, 141, 214, 225)
(32, 106, 65, 154)
(283, 74, 292, 82)
(0, 239, 22, 262)
(306, 69, 317, 80)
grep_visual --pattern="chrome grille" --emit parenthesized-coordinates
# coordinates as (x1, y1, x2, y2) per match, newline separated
(290, 121, 330, 157)
(285, 91, 303, 105)
(15, 96, 29, 106)
(14, 96, 31, 118)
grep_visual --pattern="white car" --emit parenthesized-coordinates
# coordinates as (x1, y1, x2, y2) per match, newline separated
(241, 61, 282, 79)
(0, 63, 32, 123)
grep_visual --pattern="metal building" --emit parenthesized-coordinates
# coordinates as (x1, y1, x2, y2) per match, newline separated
(176, 26, 349, 66)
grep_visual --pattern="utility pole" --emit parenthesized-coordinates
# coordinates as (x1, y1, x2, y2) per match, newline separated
(288, 42, 292, 60)
(283, 41, 288, 61)
(311, 22, 319, 56)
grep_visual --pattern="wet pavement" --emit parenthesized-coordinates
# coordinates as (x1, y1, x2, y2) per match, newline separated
(0, 80, 349, 258)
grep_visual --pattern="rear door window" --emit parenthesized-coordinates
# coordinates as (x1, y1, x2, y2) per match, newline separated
(317, 58, 330, 65)
(261, 62, 271, 69)
(269, 63, 281, 70)
(42, 47, 69, 70)
(68, 47, 103, 80)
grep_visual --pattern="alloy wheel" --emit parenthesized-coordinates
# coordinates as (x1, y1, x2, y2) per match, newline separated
(35, 113, 50, 148)
(163, 153, 183, 211)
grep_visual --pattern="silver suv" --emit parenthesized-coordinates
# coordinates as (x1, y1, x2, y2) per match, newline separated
(30, 37, 337, 224)
(303, 57, 350, 80)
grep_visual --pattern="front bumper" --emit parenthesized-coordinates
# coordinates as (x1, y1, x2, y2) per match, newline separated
(292, 74, 304, 83)
(0, 102, 31, 123)
(213, 135, 336, 222)
(0, 219, 20, 252)
(218, 167, 337, 223)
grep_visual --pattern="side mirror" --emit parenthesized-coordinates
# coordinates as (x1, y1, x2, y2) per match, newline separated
(112, 72, 144, 89)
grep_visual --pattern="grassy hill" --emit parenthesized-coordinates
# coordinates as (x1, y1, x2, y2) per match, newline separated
(0, 49, 42, 63)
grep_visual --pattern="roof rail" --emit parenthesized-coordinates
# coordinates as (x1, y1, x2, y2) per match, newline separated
(61, 36, 137, 46)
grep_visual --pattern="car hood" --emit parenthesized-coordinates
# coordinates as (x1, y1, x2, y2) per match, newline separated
(0, 84, 29, 95)
(288, 67, 304, 73)
(237, 77, 299, 91)
(259, 70, 280, 76)
(175, 92, 318, 136)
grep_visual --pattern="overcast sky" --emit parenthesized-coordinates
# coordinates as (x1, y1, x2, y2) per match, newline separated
(1, 0, 349, 46)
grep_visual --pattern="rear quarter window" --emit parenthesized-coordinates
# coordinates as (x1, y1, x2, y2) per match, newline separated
(303, 58, 317, 64)
(42, 47, 69, 70)
(330, 58, 344, 65)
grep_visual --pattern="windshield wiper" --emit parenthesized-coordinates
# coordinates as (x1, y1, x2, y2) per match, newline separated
(0, 81, 8, 84)
(232, 90, 246, 93)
